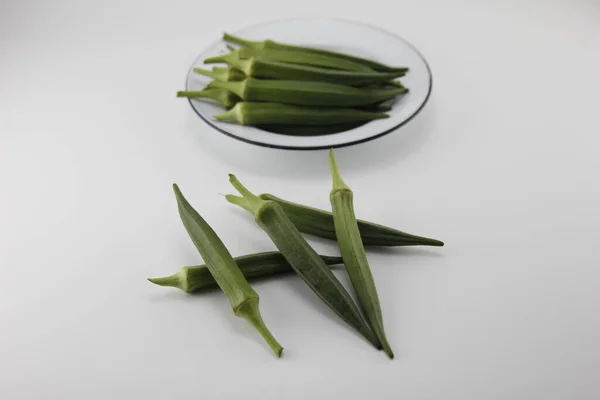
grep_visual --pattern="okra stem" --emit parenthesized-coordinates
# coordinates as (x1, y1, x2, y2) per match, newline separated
(193, 67, 245, 82)
(223, 33, 259, 48)
(177, 88, 240, 109)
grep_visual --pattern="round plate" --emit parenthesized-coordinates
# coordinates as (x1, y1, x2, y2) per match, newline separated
(184, 18, 432, 150)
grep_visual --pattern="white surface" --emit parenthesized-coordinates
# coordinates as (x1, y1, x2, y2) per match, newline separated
(1, 1, 599, 399)
(186, 18, 431, 149)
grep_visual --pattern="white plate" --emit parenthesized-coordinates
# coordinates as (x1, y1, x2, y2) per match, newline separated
(184, 18, 432, 150)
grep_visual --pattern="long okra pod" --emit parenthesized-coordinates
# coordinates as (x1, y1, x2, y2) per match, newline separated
(214, 102, 388, 126)
(217, 55, 407, 86)
(148, 252, 344, 293)
(223, 33, 407, 73)
(209, 78, 407, 107)
(225, 174, 380, 350)
(176, 88, 241, 109)
(205, 47, 376, 73)
(172, 184, 283, 357)
(258, 193, 444, 247)
(329, 150, 393, 359)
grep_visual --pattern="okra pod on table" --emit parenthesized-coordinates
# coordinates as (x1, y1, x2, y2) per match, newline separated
(214, 102, 388, 126)
(329, 149, 394, 359)
(193, 66, 245, 82)
(209, 78, 407, 107)
(205, 47, 376, 73)
(176, 88, 240, 109)
(258, 193, 444, 247)
(148, 252, 344, 293)
(210, 53, 407, 86)
(172, 184, 283, 357)
(223, 33, 407, 73)
(225, 174, 380, 350)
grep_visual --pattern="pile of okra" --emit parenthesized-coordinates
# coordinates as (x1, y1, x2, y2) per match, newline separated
(149, 150, 443, 358)
(177, 33, 409, 136)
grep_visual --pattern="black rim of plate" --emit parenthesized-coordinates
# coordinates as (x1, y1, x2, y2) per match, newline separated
(185, 17, 433, 151)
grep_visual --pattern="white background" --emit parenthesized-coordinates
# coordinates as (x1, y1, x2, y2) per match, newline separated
(1, 1, 599, 399)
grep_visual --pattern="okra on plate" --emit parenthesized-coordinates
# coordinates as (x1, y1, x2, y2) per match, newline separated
(225, 174, 381, 350)
(176, 88, 240, 109)
(213, 102, 388, 126)
(223, 33, 407, 73)
(211, 53, 407, 86)
(172, 184, 283, 357)
(209, 78, 407, 107)
(148, 252, 344, 293)
(329, 149, 394, 359)
(258, 193, 444, 247)
(205, 47, 376, 73)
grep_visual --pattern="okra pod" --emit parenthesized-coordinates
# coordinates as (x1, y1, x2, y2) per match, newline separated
(176, 88, 240, 109)
(223, 33, 407, 73)
(215, 54, 407, 86)
(193, 66, 245, 82)
(225, 174, 380, 350)
(205, 47, 376, 73)
(172, 184, 283, 357)
(148, 252, 344, 293)
(259, 122, 365, 136)
(214, 102, 388, 126)
(329, 150, 393, 359)
(258, 193, 444, 247)
(209, 78, 407, 107)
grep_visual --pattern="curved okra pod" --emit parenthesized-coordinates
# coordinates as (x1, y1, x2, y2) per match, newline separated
(172, 184, 283, 357)
(258, 194, 444, 247)
(205, 47, 376, 73)
(223, 33, 408, 73)
(329, 150, 393, 359)
(213, 102, 388, 126)
(148, 252, 344, 293)
(193, 67, 246, 82)
(225, 174, 381, 350)
(209, 78, 407, 107)
(176, 88, 241, 109)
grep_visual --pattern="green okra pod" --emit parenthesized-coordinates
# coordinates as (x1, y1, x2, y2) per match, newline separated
(258, 193, 444, 247)
(225, 174, 381, 350)
(172, 184, 283, 357)
(193, 66, 246, 82)
(214, 54, 407, 86)
(176, 88, 241, 109)
(223, 33, 407, 73)
(148, 252, 344, 293)
(209, 78, 407, 107)
(213, 102, 388, 126)
(205, 47, 376, 73)
(329, 149, 394, 359)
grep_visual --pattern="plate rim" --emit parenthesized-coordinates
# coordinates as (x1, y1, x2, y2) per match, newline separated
(184, 17, 433, 151)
